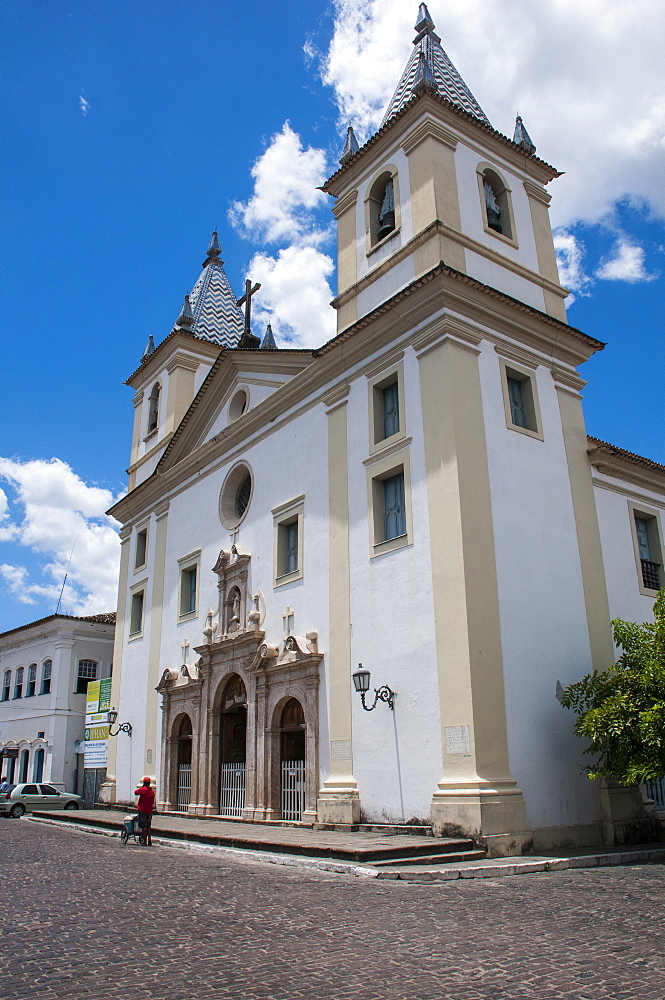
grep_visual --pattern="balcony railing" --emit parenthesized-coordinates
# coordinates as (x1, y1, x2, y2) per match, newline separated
(641, 559, 661, 590)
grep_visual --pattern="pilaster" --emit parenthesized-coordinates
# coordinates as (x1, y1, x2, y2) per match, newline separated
(317, 383, 361, 824)
(417, 323, 527, 843)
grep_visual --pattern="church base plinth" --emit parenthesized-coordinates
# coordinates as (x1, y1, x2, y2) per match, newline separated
(97, 778, 117, 805)
(317, 777, 361, 825)
(600, 779, 660, 846)
(431, 779, 528, 853)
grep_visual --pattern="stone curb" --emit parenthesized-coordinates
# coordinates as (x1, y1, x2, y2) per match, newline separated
(375, 847, 665, 881)
(27, 816, 379, 878)
(27, 817, 665, 882)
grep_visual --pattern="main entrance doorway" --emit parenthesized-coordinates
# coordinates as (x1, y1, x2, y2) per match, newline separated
(219, 675, 247, 817)
(280, 698, 306, 822)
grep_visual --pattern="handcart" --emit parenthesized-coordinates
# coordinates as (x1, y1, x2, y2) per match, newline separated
(120, 814, 143, 845)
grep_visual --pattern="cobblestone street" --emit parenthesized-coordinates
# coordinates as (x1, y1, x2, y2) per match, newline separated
(2, 820, 664, 1000)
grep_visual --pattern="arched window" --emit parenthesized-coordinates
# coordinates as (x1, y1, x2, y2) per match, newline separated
(367, 169, 400, 247)
(14, 668, 24, 699)
(33, 748, 44, 783)
(147, 382, 161, 435)
(2, 671, 10, 702)
(41, 660, 52, 695)
(478, 166, 515, 242)
(229, 388, 249, 422)
(27, 664, 37, 697)
(19, 749, 29, 783)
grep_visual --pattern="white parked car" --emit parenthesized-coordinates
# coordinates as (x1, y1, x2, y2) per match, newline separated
(0, 783, 83, 818)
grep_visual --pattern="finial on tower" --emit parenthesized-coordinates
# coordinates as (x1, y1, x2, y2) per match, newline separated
(415, 3, 435, 33)
(513, 114, 536, 155)
(339, 125, 360, 166)
(261, 321, 277, 350)
(140, 334, 156, 364)
(176, 293, 195, 330)
(207, 230, 222, 258)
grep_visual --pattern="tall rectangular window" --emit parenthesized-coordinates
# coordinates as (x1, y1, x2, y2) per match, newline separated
(499, 360, 543, 439)
(26, 664, 37, 697)
(2, 671, 11, 701)
(634, 513, 662, 592)
(76, 660, 98, 695)
(41, 661, 52, 695)
(130, 591, 144, 636)
(180, 566, 198, 617)
(273, 497, 304, 586)
(13, 668, 24, 699)
(135, 528, 147, 569)
(383, 472, 406, 541)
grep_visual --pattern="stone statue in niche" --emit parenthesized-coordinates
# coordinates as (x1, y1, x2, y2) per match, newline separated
(227, 585, 242, 632)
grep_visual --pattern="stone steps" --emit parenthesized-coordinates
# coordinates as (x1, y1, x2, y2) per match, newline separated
(370, 849, 486, 867)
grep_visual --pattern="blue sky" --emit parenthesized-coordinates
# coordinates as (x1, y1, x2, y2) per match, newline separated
(1, 0, 663, 632)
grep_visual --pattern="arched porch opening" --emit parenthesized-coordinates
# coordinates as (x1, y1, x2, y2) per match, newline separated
(280, 698, 306, 822)
(175, 714, 192, 812)
(218, 674, 247, 816)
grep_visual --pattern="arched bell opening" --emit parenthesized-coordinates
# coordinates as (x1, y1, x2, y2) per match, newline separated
(218, 674, 247, 817)
(279, 698, 306, 822)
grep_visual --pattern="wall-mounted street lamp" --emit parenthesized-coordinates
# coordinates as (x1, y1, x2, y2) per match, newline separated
(108, 708, 132, 737)
(352, 664, 395, 712)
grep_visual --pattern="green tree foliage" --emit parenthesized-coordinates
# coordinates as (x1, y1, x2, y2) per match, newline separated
(560, 590, 665, 784)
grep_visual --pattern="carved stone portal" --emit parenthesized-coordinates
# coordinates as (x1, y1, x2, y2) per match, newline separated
(158, 548, 322, 823)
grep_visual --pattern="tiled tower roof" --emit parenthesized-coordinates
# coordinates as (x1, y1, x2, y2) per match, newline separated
(381, 4, 490, 128)
(184, 232, 245, 348)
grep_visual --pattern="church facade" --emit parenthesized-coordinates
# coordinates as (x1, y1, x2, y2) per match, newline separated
(103, 6, 664, 854)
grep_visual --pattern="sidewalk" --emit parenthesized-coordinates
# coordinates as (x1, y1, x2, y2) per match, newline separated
(30, 809, 665, 882)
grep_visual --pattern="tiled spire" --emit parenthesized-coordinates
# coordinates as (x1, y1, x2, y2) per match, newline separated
(140, 334, 156, 364)
(513, 114, 536, 155)
(381, 4, 490, 127)
(339, 125, 360, 165)
(178, 231, 245, 348)
(261, 321, 277, 350)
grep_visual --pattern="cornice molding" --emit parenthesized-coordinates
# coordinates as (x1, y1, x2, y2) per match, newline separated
(523, 179, 552, 206)
(322, 381, 350, 411)
(359, 349, 405, 380)
(363, 436, 413, 468)
(402, 116, 458, 154)
(332, 189, 358, 219)
(165, 353, 200, 375)
(591, 476, 665, 509)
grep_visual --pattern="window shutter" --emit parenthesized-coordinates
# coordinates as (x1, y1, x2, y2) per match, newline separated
(507, 377, 526, 428)
(286, 522, 298, 574)
(635, 517, 651, 561)
(383, 383, 399, 439)
(383, 473, 406, 541)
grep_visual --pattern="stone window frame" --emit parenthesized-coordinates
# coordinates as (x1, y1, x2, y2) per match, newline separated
(178, 549, 201, 621)
(145, 381, 161, 440)
(40, 660, 52, 695)
(13, 667, 23, 699)
(365, 164, 402, 255)
(498, 356, 544, 441)
(272, 495, 305, 588)
(628, 500, 664, 597)
(26, 663, 37, 698)
(367, 359, 407, 456)
(134, 523, 148, 572)
(364, 440, 413, 557)
(219, 461, 254, 530)
(2, 669, 11, 702)
(129, 580, 147, 640)
(228, 386, 250, 423)
(476, 161, 518, 248)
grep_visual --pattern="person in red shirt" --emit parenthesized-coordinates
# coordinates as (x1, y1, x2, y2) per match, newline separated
(134, 776, 156, 846)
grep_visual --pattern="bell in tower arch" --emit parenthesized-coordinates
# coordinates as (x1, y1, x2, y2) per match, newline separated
(376, 177, 396, 241)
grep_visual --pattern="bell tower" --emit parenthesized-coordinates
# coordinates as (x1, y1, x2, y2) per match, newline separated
(324, 3, 568, 333)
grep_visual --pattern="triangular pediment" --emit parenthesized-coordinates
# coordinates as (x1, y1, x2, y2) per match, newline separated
(156, 349, 315, 474)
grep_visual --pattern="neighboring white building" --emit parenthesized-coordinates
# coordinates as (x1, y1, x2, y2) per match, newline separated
(103, 7, 664, 854)
(0, 613, 116, 792)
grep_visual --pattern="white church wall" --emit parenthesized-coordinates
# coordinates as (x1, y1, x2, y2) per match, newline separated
(593, 476, 663, 626)
(345, 346, 443, 823)
(357, 257, 416, 321)
(204, 378, 292, 444)
(479, 348, 601, 832)
(463, 250, 546, 314)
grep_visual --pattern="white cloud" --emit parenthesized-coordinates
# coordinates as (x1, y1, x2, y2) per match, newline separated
(0, 458, 121, 618)
(321, 0, 665, 231)
(0, 488, 19, 542)
(79, 95, 90, 116)
(553, 230, 592, 303)
(595, 238, 656, 283)
(247, 246, 336, 349)
(230, 122, 330, 246)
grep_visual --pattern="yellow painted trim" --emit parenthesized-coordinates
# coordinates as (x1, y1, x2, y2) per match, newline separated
(145, 506, 169, 776)
(627, 500, 664, 598)
(366, 359, 406, 455)
(498, 356, 544, 442)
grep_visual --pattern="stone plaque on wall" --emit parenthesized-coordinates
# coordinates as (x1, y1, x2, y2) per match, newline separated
(445, 725, 471, 755)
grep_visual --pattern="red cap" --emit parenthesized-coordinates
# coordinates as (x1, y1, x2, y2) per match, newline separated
(142, 776, 151, 784)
